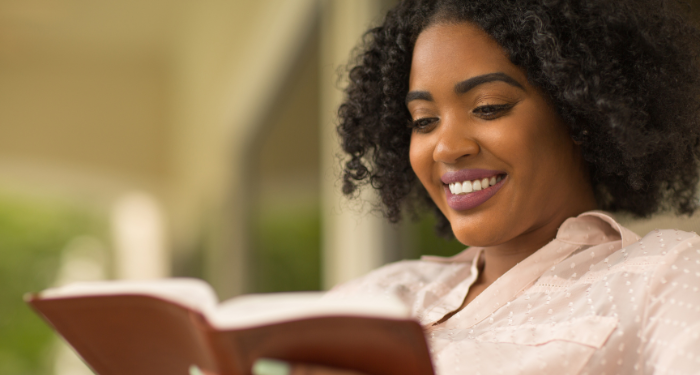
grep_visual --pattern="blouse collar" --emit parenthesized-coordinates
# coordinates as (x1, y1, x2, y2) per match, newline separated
(421, 210, 639, 264)
(420, 211, 640, 329)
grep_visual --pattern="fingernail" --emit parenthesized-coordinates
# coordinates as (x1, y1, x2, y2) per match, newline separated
(252, 358, 291, 375)
(189, 365, 204, 375)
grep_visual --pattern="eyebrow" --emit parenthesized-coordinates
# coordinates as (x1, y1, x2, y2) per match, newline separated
(405, 91, 433, 104)
(455, 72, 524, 94)
(405, 72, 525, 104)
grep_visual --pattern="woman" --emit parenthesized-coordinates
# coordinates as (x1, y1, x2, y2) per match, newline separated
(254, 0, 700, 374)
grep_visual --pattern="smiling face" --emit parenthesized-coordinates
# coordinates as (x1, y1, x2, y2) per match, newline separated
(408, 22, 596, 248)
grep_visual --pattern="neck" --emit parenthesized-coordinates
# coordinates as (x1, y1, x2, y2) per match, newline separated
(477, 197, 597, 287)
(477, 220, 560, 285)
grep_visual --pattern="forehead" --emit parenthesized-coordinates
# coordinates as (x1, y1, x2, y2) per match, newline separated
(410, 22, 523, 89)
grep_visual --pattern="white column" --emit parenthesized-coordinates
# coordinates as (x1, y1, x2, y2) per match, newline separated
(320, 0, 390, 289)
(53, 236, 109, 375)
(111, 191, 168, 280)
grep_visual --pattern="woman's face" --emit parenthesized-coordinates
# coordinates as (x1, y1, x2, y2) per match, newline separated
(408, 22, 592, 247)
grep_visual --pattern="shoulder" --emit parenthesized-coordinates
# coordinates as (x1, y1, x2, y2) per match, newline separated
(624, 227, 700, 262)
(628, 229, 700, 372)
(324, 251, 476, 309)
(633, 227, 700, 294)
(597, 226, 700, 288)
(326, 259, 458, 296)
(570, 211, 700, 267)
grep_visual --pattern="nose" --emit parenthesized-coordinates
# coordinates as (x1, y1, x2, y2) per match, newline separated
(432, 116, 480, 164)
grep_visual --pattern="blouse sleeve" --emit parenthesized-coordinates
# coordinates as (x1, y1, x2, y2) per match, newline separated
(642, 236, 700, 374)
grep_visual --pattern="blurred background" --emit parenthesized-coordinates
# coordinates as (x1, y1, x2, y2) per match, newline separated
(0, 0, 468, 374)
(1, 1, 700, 374)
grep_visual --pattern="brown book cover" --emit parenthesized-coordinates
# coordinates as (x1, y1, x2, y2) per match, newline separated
(26, 279, 434, 375)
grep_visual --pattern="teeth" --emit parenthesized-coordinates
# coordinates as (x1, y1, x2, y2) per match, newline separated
(448, 175, 505, 195)
(462, 180, 473, 193)
(473, 180, 482, 191)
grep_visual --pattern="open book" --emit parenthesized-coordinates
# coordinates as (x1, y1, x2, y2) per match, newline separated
(26, 278, 434, 375)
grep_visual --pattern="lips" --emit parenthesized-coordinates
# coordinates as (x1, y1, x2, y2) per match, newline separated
(441, 169, 507, 211)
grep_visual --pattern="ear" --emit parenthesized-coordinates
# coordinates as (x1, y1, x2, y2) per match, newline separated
(572, 129, 588, 145)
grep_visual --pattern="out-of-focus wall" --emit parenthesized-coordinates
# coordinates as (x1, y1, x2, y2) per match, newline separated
(0, 0, 322, 288)
(0, 0, 394, 299)
(167, 0, 320, 298)
(0, 1, 369, 373)
(319, 0, 401, 289)
(0, 1, 172, 197)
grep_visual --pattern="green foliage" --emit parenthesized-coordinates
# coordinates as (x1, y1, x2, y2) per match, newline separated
(408, 213, 467, 259)
(250, 200, 464, 294)
(251, 202, 321, 293)
(0, 194, 105, 375)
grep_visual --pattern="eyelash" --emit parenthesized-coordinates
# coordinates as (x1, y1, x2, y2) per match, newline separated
(472, 103, 515, 119)
(410, 117, 438, 133)
(410, 103, 515, 133)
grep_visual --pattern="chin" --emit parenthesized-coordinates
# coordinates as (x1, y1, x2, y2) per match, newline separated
(445, 207, 508, 247)
(451, 224, 506, 248)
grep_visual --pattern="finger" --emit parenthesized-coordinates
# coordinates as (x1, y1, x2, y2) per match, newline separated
(290, 363, 368, 375)
(251, 358, 369, 375)
(252, 358, 292, 375)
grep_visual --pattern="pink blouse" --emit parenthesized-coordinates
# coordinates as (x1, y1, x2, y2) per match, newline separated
(326, 211, 700, 375)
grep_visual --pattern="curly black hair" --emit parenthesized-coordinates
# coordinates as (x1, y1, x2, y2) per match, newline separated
(338, 0, 700, 238)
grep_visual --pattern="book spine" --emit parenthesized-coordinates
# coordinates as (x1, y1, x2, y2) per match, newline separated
(192, 313, 245, 375)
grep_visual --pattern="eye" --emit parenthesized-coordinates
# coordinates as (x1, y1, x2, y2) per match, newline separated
(472, 103, 515, 120)
(410, 117, 439, 133)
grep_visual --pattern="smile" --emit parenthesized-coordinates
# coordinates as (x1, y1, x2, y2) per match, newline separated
(448, 174, 505, 195)
(441, 169, 508, 211)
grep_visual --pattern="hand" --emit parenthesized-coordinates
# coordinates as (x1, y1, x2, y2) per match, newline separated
(252, 358, 369, 375)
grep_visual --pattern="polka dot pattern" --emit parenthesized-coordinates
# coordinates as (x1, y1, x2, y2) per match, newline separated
(327, 212, 700, 375)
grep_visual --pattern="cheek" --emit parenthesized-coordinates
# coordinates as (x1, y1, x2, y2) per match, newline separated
(502, 117, 575, 200)
(409, 134, 435, 187)
(497, 108, 567, 168)
(410, 134, 446, 206)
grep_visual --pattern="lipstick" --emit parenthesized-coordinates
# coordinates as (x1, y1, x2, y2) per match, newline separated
(442, 169, 507, 211)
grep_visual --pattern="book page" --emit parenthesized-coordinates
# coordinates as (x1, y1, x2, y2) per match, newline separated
(36, 278, 219, 313)
(209, 292, 410, 329)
